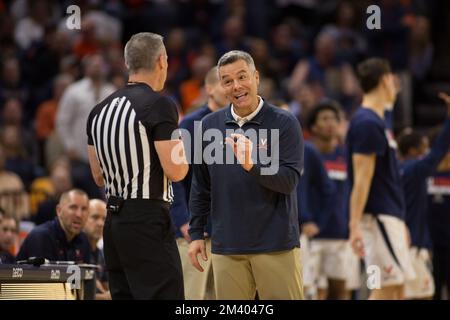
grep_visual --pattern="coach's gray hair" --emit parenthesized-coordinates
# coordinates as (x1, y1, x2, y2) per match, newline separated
(217, 50, 256, 71)
(124, 32, 164, 73)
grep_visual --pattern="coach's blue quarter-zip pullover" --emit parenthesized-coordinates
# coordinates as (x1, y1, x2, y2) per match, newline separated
(189, 102, 304, 254)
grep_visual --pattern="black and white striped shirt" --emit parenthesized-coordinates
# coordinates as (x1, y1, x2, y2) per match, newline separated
(86, 83, 178, 202)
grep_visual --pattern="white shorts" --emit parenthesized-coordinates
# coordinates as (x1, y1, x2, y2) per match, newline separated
(303, 238, 361, 290)
(360, 214, 416, 287)
(346, 247, 362, 290)
(404, 247, 435, 299)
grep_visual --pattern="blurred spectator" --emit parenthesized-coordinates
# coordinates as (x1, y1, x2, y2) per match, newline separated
(59, 54, 81, 81)
(35, 74, 73, 141)
(14, 0, 52, 50)
(1, 124, 38, 189)
(1, 98, 36, 154)
(73, 17, 101, 59)
(364, 0, 414, 71)
(22, 27, 71, 106)
(56, 54, 114, 198)
(83, 8, 122, 44)
(85, 199, 110, 300)
(0, 212, 18, 264)
(111, 73, 126, 90)
(165, 28, 194, 100)
(216, 15, 249, 57)
(32, 159, 72, 225)
(270, 23, 305, 81)
(288, 30, 359, 114)
(249, 38, 278, 82)
(104, 47, 127, 82)
(179, 55, 214, 112)
(34, 74, 73, 166)
(0, 14, 17, 59)
(321, 1, 367, 65)
(258, 77, 277, 102)
(16, 189, 91, 263)
(0, 144, 29, 220)
(0, 56, 29, 111)
(409, 16, 433, 81)
(288, 80, 325, 139)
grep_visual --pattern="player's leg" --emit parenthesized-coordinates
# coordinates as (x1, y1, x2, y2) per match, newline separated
(360, 214, 416, 300)
(405, 247, 434, 300)
(369, 284, 403, 299)
(323, 240, 352, 300)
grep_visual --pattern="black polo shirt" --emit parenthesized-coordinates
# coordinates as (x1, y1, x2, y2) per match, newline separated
(16, 218, 91, 263)
(86, 82, 179, 202)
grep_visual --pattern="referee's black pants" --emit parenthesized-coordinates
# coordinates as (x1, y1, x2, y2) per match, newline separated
(103, 199, 184, 300)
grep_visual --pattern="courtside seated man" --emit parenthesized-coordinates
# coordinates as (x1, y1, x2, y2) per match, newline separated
(17, 189, 91, 264)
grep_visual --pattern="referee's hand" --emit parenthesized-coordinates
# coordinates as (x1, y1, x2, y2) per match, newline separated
(188, 240, 208, 272)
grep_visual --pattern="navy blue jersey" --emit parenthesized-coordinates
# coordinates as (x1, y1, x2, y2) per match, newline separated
(346, 107, 405, 218)
(189, 102, 304, 254)
(428, 170, 450, 248)
(401, 118, 450, 249)
(16, 218, 91, 263)
(297, 142, 336, 237)
(320, 145, 349, 238)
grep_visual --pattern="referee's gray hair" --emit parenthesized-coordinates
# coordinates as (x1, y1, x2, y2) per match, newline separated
(124, 32, 164, 73)
(217, 50, 256, 71)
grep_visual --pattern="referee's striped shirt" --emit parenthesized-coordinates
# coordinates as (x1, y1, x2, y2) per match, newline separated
(86, 82, 179, 202)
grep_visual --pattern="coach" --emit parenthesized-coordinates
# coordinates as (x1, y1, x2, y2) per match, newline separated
(86, 32, 188, 299)
(188, 50, 304, 299)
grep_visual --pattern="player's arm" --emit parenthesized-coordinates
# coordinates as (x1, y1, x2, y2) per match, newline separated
(87, 145, 105, 187)
(410, 93, 450, 178)
(349, 153, 376, 256)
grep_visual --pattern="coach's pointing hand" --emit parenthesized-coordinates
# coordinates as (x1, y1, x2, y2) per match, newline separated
(226, 133, 254, 171)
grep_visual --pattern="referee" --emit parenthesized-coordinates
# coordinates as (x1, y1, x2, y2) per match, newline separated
(86, 32, 188, 299)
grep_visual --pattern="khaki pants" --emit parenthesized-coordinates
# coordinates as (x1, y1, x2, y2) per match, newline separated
(211, 247, 304, 300)
(177, 238, 215, 300)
